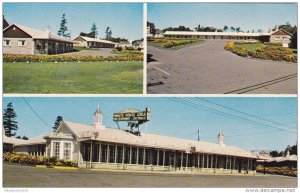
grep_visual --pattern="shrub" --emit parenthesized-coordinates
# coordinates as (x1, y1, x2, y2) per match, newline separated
(224, 42, 296, 63)
(264, 42, 283, 46)
(256, 166, 297, 177)
(116, 47, 122, 51)
(3, 54, 143, 62)
(3, 152, 78, 167)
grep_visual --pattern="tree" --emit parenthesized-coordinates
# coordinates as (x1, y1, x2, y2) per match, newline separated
(57, 13, 70, 38)
(147, 21, 156, 35)
(196, 24, 201, 32)
(223, 25, 228, 32)
(3, 102, 18, 137)
(269, 150, 279, 157)
(90, 23, 98, 38)
(53, 116, 63, 130)
(105, 27, 112, 40)
(236, 27, 241, 32)
(22, 136, 29, 140)
(257, 29, 263, 33)
(289, 30, 297, 49)
(230, 26, 235, 32)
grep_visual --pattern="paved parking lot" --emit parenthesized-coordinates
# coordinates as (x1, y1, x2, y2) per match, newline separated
(3, 164, 297, 188)
(147, 41, 297, 94)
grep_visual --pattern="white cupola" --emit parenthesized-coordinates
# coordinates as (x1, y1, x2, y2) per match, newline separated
(93, 103, 105, 130)
(217, 129, 225, 146)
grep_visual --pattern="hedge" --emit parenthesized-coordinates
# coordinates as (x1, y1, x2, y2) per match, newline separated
(256, 165, 297, 177)
(224, 42, 297, 63)
(148, 38, 204, 48)
(3, 54, 143, 63)
(3, 152, 77, 167)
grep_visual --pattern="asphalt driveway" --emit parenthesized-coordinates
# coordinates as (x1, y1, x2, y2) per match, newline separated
(147, 40, 297, 94)
(3, 164, 297, 188)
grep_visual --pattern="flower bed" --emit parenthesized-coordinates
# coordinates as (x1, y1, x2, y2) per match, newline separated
(224, 42, 296, 63)
(3, 152, 77, 167)
(256, 165, 297, 177)
(3, 54, 143, 63)
(148, 38, 204, 48)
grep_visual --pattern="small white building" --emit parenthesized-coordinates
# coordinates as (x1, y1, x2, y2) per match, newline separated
(73, 36, 116, 48)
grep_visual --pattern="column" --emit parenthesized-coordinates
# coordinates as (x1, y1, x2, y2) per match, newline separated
(137, 148, 139, 164)
(129, 146, 132, 164)
(181, 152, 183, 168)
(157, 150, 159, 166)
(98, 142, 101, 163)
(90, 141, 93, 166)
(233, 157, 235, 171)
(215, 155, 218, 169)
(143, 148, 146, 165)
(229, 156, 231, 170)
(186, 153, 188, 168)
(114, 145, 117, 163)
(163, 150, 165, 166)
(197, 154, 200, 168)
(202, 154, 204, 168)
(106, 144, 109, 163)
(122, 145, 125, 164)
(211, 155, 213, 168)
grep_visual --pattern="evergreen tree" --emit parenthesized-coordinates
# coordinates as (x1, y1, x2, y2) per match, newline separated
(289, 30, 297, 49)
(223, 25, 228, 32)
(3, 102, 18, 137)
(22, 136, 29, 140)
(105, 27, 112, 40)
(90, 23, 98, 38)
(53, 116, 63, 130)
(57, 13, 70, 38)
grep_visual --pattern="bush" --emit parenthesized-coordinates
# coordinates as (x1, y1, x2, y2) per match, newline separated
(224, 42, 296, 63)
(3, 152, 78, 167)
(256, 166, 297, 177)
(116, 47, 122, 51)
(3, 54, 143, 62)
(264, 42, 283, 46)
(125, 47, 134, 51)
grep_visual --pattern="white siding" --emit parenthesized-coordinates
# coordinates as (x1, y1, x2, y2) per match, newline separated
(3, 38, 34, 55)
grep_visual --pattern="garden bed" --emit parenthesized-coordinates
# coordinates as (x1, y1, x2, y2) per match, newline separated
(3, 152, 78, 167)
(3, 53, 143, 62)
(148, 37, 204, 49)
(224, 42, 297, 63)
(256, 165, 297, 177)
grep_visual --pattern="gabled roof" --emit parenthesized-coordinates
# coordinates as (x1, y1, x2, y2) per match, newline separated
(12, 134, 47, 146)
(74, 36, 117, 45)
(3, 135, 27, 145)
(62, 120, 256, 159)
(3, 23, 76, 43)
(164, 31, 271, 37)
(270, 29, 293, 36)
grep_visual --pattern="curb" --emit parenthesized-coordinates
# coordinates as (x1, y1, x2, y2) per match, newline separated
(35, 165, 78, 170)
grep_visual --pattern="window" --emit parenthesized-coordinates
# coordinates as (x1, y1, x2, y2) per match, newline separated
(101, 144, 107, 162)
(4, 40, 10, 46)
(109, 145, 115, 163)
(63, 142, 71, 160)
(18, 40, 26, 46)
(116, 145, 123, 163)
(53, 142, 60, 158)
(131, 147, 137, 164)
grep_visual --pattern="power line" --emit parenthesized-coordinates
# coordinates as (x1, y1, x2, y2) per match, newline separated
(197, 98, 295, 129)
(174, 97, 296, 133)
(22, 98, 50, 128)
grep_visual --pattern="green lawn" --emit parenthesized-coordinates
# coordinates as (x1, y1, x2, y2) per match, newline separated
(4, 61, 143, 94)
(234, 43, 263, 51)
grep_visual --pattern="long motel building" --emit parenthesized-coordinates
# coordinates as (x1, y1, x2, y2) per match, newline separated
(6, 106, 258, 175)
(163, 29, 292, 47)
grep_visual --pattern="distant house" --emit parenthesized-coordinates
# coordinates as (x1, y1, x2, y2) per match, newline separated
(117, 40, 132, 48)
(3, 23, 76, 55)
(132, 40, 143, 49)
(73, 36, 116, 48)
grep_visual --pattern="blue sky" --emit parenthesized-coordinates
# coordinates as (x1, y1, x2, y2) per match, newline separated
(148, 3, 297, 32)
(3, 3, 143, 41)
(3, 97, 297, 152)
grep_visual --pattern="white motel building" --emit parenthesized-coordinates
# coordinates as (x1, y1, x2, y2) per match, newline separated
(163, 29, 292, 47)
(4, 106, 258, 175)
